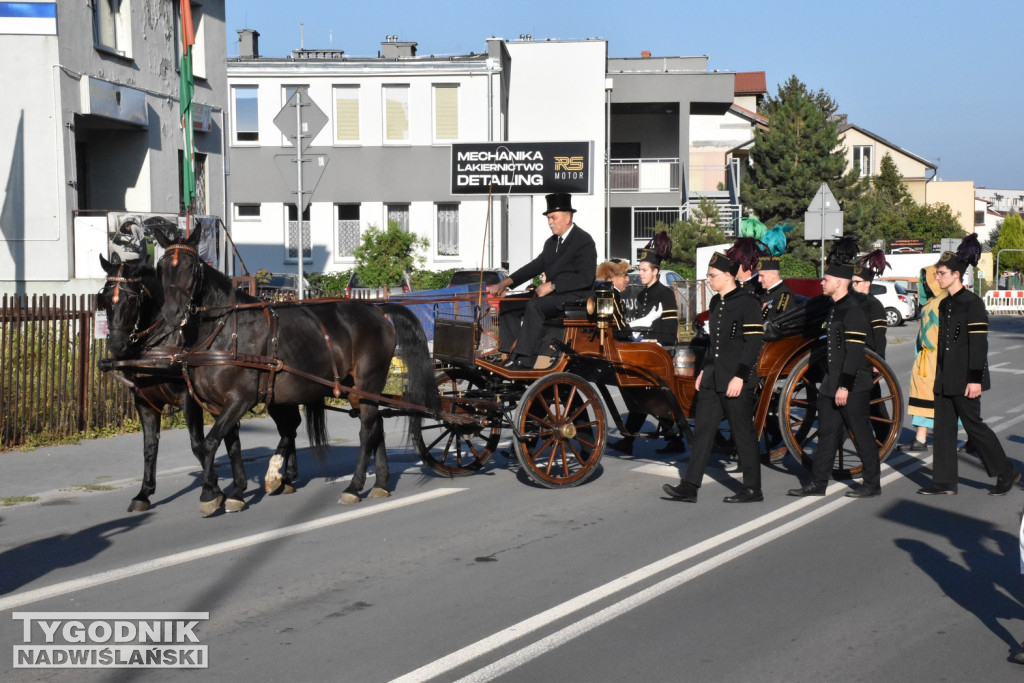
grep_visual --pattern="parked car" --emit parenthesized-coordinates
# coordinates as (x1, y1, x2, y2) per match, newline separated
(255, 272, 323, 302)
(345, 271, 413, 298)
(446, 268, 510, 289)
(870, 280, 916, 326)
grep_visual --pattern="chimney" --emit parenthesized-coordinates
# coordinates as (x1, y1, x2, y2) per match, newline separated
(380, 35, 417, 59)
(641, 50, 651, 58)
(238, 29, 260, 59)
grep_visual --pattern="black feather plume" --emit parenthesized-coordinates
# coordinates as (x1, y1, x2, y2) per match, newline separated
(826, 237, 860, 265)
(956, 233, 981, 268)
(856, 249, 890, 277)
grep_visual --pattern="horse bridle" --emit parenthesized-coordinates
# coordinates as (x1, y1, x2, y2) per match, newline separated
(102, 265, 153, 345)
(159, 243, 205, 325)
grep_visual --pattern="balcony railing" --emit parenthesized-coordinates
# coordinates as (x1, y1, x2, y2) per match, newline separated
(610, 158, 680, 193)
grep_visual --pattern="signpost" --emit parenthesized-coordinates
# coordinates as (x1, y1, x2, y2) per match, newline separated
(804, 182, 843, 276)
(273, 91, 328, 298)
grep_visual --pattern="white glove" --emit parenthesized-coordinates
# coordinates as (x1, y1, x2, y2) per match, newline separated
(629, 303, 662, 328)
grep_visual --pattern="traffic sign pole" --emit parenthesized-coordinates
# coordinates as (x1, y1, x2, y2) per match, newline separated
(296, 90, 304, 298)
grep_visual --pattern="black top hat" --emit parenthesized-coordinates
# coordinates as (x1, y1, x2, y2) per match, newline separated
(543, 193, 576, 216)
(825, 261, 854, 279)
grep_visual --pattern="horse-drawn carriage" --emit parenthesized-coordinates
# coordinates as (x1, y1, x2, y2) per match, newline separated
(98, 228, 904, 514)
(415, 289, 903, 488)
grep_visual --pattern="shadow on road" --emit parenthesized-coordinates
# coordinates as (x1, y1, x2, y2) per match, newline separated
(0, 514, 152, 595)
(885, 499, 1023, 652)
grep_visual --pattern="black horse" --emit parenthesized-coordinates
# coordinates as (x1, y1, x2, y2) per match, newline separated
(153, 228, 439, 507)
(97, 256, 248, 513)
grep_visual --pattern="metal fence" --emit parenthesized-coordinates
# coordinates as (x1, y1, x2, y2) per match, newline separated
(0, 294, 136, 450)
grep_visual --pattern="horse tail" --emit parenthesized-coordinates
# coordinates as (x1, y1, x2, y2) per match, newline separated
(304, 400, 329, 462)
(379, 303, 440, 443)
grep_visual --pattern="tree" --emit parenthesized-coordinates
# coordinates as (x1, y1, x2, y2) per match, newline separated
(664, 199, 729, 270)
(994, 212, 1024, 272)
(743, 75, 864, 229)
(352, 221, 428, 289)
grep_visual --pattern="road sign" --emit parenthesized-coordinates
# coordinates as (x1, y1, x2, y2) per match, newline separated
(273, 154, 329, 214)
(273, 91, 328, 152)
(804, 182, 843, 241)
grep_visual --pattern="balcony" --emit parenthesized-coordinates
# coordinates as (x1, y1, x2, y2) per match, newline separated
(609, 158, 680, 193)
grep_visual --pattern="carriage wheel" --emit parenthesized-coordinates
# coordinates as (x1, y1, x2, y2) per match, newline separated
(512, 372, 606, 488)
(778, 348, 903, 479)
(414, 368, 502, 477)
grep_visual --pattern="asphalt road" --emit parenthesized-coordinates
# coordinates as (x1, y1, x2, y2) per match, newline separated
(2, 316, 1024, 682)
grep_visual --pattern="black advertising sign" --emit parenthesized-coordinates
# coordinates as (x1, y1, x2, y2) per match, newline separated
(451, 142, 592, 195)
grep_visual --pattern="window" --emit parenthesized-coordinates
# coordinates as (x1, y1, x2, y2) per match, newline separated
(235, 204, 261, 221)
(334, 86, 360, 143)
(436, 203, 459, 256)
(280, 85, 309, 146)
(433, 85, 458, 142)
(286, 204, 311, 262)
(336, 204, 360, 258)
(387, 204, 409, 233)
(383, 85, 410, 143)
(92, 0, 132, 57)
(233, 85, 259, 143)
(853, 145, 872, 177)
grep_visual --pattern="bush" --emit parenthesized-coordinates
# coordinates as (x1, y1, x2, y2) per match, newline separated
(412, 269, 456, 290)
(308, 271, 350, 297)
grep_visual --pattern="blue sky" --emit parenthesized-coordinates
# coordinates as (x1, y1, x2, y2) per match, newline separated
(226, 0, 1023, 189)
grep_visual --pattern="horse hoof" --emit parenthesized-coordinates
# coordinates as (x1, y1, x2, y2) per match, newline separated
(224, 498, 246, 513)
(282, 483, 296, 495)
(338, 492, 361, 505)
(265, 454, 284, 494)
(199, 495, 223, 517)
(127, 500, 150, 513)
(368, 487, 391, 499)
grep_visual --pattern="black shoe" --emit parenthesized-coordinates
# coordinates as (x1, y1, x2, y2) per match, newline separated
(608, 438, 634, 455)
(723, 487, 763, 503)
(662, 481, 698, 502)
(655, 438, 686, 454)
(1012, 643, 1024, 665)
(787, 482, 826, 497)
(990, 469, 1022, 496)
(845, 484, 881, 498)
(917, 483, 958, 495)
(899, 440, 928, 453)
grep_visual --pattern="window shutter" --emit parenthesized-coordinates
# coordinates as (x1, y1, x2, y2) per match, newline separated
(434, 85, 458, 140)
(335, 87, 359, 141)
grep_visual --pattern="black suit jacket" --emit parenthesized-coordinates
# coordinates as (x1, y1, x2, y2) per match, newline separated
(820, 292, 872, 397)
(700, 288, 764, 392)
(508, 224, 597, 295)
(935, 287, 990, 395)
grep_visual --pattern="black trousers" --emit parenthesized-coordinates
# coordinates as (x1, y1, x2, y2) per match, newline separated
(812, 390, 880, 487)
(932, 392, 1012, 485)
(499, 292, 582, 361)
(683, 386, 759, 491)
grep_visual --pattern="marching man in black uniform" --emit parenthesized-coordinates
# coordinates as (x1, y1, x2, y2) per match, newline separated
(851, 249, 889, 357)
(917, 234, 1020, 496)
(788, 247, 881, 498)
(662, 251, 764, 503)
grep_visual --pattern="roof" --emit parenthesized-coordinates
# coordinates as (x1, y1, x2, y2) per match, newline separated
(729, 103, 768, 127)
(734, 71, 766, 95)
(838, 122, 938, 171)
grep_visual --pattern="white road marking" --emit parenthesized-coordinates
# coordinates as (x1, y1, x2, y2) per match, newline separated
(393, 458, 930, 683)
(988, 363, 1024, 375)
(0, 488, 465, 612)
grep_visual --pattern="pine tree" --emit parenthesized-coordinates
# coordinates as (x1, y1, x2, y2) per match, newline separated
(743, 75, 862, 227)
